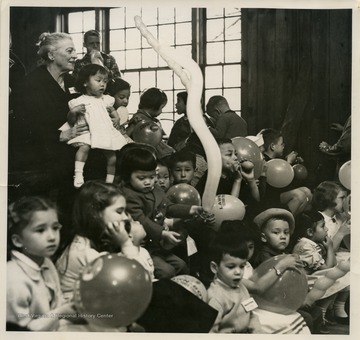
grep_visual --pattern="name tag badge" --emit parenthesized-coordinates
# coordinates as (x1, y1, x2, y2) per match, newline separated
(69, 87, 78, 94)
(242, 297, 258, 312)
(186, 236, 198, 256)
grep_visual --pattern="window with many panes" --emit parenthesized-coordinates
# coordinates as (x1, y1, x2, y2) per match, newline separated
(62, 7, 241, 135)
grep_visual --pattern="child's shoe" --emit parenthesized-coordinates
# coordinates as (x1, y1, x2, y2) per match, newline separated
(74, 171, 84, 188)
(319, 320, 330, 334)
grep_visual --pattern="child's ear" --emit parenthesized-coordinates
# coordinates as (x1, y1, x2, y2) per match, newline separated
(11, 234, 23, 248)
(306, 228, 313, 237)
(270, 143, 275, 151)
(260, 232, 267, 243)
(210, 261, 218, 275)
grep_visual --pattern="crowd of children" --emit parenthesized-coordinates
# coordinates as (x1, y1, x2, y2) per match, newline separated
(7, 53, 351, 334)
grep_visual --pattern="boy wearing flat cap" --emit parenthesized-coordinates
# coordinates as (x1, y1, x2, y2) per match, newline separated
(252, 208, 295, 267)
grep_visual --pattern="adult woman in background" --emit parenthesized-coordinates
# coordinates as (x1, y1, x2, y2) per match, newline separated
(9, 32, 86, 236)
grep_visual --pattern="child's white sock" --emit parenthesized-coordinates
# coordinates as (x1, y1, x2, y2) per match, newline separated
(105, 174, 115, 183)
(75, 161, 85, 172)
(74, 161, 85, 188)
(333, 301, 347, 318)
(333, 289, 350, 318)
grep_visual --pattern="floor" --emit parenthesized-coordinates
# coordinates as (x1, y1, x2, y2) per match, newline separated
(328, 322, 349, 335)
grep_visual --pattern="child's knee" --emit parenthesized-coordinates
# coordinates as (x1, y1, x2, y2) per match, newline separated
(292, 189, 307, 202)
(153, 259, 176, 279)
(174, 258, 189, 275)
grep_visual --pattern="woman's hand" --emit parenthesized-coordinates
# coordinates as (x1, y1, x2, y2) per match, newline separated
(59, 124, 89, 142)
(331, 123, 344, 132)
(319, 141, 331, 151)
(67, 104, 86, 125)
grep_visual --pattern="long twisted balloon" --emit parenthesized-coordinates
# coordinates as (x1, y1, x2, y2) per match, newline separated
(304, 259, 350, 306)
(134, 16, 222, 211)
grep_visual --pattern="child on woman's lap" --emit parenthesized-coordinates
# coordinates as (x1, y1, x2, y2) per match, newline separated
(7, 197, 75, 331)
(60, 64, 128, 188)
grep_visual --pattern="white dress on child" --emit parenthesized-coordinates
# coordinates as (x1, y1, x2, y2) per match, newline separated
(64, 94, 127, 150)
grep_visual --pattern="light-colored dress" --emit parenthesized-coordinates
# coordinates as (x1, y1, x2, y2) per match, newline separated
(292, 237, 349, 299)
(64, 94, 127, 150)
(56, 235, 155, 302)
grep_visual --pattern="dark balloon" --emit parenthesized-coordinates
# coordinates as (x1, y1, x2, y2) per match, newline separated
(252, 255, 308, 315)
(292, 164, 308, 181)
(166, 183, 201, 206)
(133, 121, 163, 146)
(74, 254, 152, 328)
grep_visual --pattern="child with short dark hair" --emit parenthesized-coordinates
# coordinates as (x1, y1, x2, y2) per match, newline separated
(168, 91, 192, 151)
(156, 159, 171, 192)
(169, 149, 197, 185)
(60, 64, 127, 188)
(7, 196, 75, 331)
(252, 209, 323, 334)
(219, 220, 303, 294)
(106, 77, 133, 143)
(119, 146, 204, 279)
(196, 138, 260, 213)
(260, 128, 312, 216)
(252, 208, 295, 266)
(126, 87, 174, 159)
(207, 231, 263, 333)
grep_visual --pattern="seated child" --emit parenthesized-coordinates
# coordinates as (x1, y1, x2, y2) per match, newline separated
(219, 220, 304, 295)
(167, 91, 192, 151)
(312, 181, 350, 252)
(156, 159, 171, 192)
(119, 146, 204, 279)
(207, 231, 263, 333)
(106, 77, 133, 143)
(252, 208, 320, 334)
(126, 87, 174, 160)
(169, 149, 196, 186)
(7, 196, 75, 331)
(196, 138, 261, 214)
(56, 180, 154, 303)
(261, 128, 312, 215)
(252, 207, 295, 267)
(292, 211, 350, 329)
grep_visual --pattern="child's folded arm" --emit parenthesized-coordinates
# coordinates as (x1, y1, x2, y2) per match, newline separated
(125, 195, 164, 243)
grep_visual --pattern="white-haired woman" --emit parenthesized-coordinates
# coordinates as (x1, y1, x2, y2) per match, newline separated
(9, 32, 85, 232)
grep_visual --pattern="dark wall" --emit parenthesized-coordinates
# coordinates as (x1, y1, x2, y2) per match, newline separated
(241, 9, 352, 186)
(10, 7, 62, 73)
